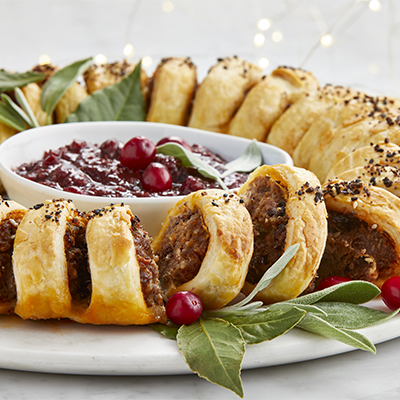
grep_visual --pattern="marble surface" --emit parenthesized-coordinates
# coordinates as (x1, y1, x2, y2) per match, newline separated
(2, 0, 400, 398)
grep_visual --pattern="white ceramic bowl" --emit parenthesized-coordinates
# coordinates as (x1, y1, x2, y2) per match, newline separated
(0, 121, 292, 236)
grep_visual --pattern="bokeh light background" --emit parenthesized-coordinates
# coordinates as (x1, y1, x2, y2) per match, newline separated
(1, 0, 399, 96)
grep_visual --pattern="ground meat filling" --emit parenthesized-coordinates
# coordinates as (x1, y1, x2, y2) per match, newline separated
(0, 210, 25, 311)
(156, 207, 210, 290)
(317, 210, 397, 284)
(131, 217, 164, 310)
(64, 216, 91, 308)
(244, 176, 289, 285)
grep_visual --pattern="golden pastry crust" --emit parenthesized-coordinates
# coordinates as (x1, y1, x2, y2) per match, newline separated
(152, 189, 254, 310)
(146, 57, 197, 126)
(267, 85, 358, 156)
(13, 199, 76, 320)
(237, 165, 327, 304)
(320, 180, 400, 287)
(187, 56, 263, 133)
(55, 81, 89, 123)
(308, 110, 400, 182)
(76, 204, 166, 325)
(292, 95, 400, 169)
(20, 82, 52, 126)
(227, 66, 319, 142)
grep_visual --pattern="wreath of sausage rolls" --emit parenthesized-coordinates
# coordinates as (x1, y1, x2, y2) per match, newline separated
(236, 165, 327, 304)
(318, 180, 400, 288)
(10, 199, 166, 324)
(146, 57, 197, 126)
(227, 66, 319, 142)
(152, 189, 254, 310)
(187, 56, 263, 133)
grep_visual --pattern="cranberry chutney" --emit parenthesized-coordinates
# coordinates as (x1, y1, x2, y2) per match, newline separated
(14, 136, 249, 198)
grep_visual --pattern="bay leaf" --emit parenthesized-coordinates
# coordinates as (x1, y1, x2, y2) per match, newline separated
(0, 101, 27, 131)
(0, 69, 45, 92)
(150, 323, 179, 340)
(177, 318, 245, 398)
(1, 93, 33, 128)
(41, 57, 92, 120)
(66, 61, 145, 123)
(222, 307, 306, 345)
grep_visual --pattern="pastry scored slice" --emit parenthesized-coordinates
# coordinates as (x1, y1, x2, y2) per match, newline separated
(237, 165, 327, 304)
(146, 57, 197, 126)
(318, 180, 400, 288)
(152, 189, 254, 310)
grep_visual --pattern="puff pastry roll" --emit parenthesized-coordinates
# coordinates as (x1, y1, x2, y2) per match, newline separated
(318, 180, 400, 287)
(237, 165, 327, 304)
(227, 66, 319, 142)
(83, 60, 150, 104)
(152, 189, 254, 310)
(292, 95, 400, 169)
(0, 198, 27, 314)
(267, 85, 358, 156)
(146, 57, 197, 126)
(55, 81, 89, 123)
(308, 110, 400, 182)
(187, 56, 263, 133)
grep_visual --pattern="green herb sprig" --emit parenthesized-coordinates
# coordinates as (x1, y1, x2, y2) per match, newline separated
(151, 245, 399, 398)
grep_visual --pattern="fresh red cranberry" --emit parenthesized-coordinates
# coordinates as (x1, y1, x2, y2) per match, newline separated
(166, 291, 203, 325)
(142, 162, 172, 192)
(156, 136, 192, 152)
(317, 276, 351, 291)
(120, 136, 156, 170)
(381, 276, 400, 310)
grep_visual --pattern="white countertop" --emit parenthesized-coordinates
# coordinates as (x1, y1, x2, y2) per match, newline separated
(1, 1, 400, 398)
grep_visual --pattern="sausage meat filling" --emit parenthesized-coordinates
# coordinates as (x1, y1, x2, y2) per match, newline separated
(156, 207, 210, 290)
(0, 210, 25, 311)
(243, 176, 289, 284)
(317, 210, 397, 283)
(131, 216, 164, 310)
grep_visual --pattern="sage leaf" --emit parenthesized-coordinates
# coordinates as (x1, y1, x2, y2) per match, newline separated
(0, 69, 45, 92)
(1, 93, 33, 128)
(311, 302, 399, 330)
(0, 101, 27, 131)
(177, 318, 245, 398)
(66, 60, 145, 123)
(298, 313, 376, 354)
(268, 302, 327, 316)
(221, 140, 262, 178)
(14, 87, 39, 128)
(41, 57, 92, 120)
(222, 308, 306, 345)
(157, 143, 228, 189)
(150, 323, 179, 340)
(286, 280, 380, 306)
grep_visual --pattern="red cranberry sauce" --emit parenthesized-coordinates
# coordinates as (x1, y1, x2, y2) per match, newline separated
(14, 139, 248, 198)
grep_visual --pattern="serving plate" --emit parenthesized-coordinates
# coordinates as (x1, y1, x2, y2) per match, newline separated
(0, 299, 397, 376)
(0, 121, 292, 237)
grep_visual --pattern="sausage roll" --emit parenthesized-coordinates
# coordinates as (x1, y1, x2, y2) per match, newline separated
(227, 66, 319, 142)
(55, 81, 89, 123)
(0, 198, 27, 314)
(292, 95, 400, 169)
(152, 189, 254, 310)
(318, 180, 400, 288)
(237, 165, 327, 304)
(187, 56, 263, 133)
(266, 85, 358, 156)
(308, 110, 400, 182)
(146, 57, 197, 126)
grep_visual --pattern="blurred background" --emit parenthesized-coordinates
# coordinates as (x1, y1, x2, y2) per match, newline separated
(1, 0, 399, 96)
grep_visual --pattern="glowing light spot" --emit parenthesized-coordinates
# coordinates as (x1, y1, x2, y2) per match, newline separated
(123, 43, 134, 59)
(254, 33, 265, 47)
(142, 56, 153, 68)
(258, 18, 271, 31)
(272, 31, 283, 43)
(163, 1, 174, 13)
(259, 57, 270, 69)
(39, 54, 51, 65)
(320, 34, 333, 47)
(369, 0, 381, 11)
(94, 54, 107, 65)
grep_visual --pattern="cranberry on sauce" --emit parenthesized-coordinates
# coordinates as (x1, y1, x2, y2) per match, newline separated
(120, 136, 156, 170)
(142, 163, 172, 192)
